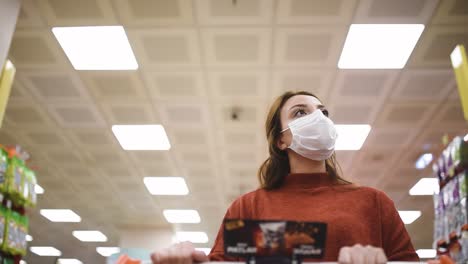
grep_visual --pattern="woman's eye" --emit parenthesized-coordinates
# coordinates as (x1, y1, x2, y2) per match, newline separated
(294, 109, 307, 117)
(321, 109, 329, 117)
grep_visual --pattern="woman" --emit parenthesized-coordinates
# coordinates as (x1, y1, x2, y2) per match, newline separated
(151, 91, 419, 263)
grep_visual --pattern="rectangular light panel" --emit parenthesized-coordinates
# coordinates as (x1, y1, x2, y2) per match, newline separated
(112, 125, 171, 150)
(144, 177, 189, 195)
(52, 26, 138, 70)
(338, 24, 424, 69)
(72, 230, 107, 242)
(40, 209, 81, 223)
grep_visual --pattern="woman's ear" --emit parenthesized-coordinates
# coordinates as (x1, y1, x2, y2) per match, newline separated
(276, 135, 288, 150)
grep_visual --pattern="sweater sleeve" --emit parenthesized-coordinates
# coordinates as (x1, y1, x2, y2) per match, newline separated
(208, 199, 243, 261)
(378, 191, 420, 261)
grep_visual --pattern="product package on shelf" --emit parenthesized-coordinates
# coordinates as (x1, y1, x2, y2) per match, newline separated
(2, 210, 28, 257)
(0, 147, 8, 194)
(433, 136, 468, 263)
(0, 145, 37, 264)
(3, 156, 37, 208)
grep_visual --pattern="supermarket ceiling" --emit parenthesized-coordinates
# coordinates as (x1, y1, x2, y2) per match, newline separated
(1, 0, 468, 263)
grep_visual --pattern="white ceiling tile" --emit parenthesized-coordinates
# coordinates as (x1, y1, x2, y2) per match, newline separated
(4, 101, 55, 128)
(80, 71, 150, 102)
(128, 28, 201, 68)
(391, 69, 455, 102)
(276, 0, 357, 24)
(37, 0, 117, 26)
(15, 0, 47, 28)
(8, 29, 69, 69)
(195, 0, 273, 25)
(46, 102, 106, 128)
(431, 0, 468, 25)
(409, 25, 468, 67)
(208, 71, 268, 103)
(21, 70, 91, 103)
(375, 102, 437, 128)
(330, 70, 398, 101)
(274, 27, 346, 67)
(100, 102, 159, 124)
(202, 28, 272, 66)
(143, 71, 207, 100)
(158, 102, 211, 128)
(271, 69, 334, 102)
(353, 0, 438, 24)
(114, 0, 194, 26)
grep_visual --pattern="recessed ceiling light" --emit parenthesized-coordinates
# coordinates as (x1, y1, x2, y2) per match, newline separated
(338, 24, 424, 69)
(72, 231, 107, 242)
(195, 248, 211, 255)
(398, 210, 421, 224)
(40, 209, 81, 223)
(96, 247, 120, 257)
(52, 26, 138, 70)
(30, 246, 61, 256)
(409, 178, 439, 195)
(451, 45, 463, 68)
(176, 232, 209, 244)
(163, 210, 201, 223)
(144, 177, 189, 195)
(335, 125, 371, 150)
(112, 125, 171, 151)
(416, 249, 436, 259)
(35, 184, 44, 194)
(26, 235, 33, 242)
(57, 259, 83, 264)
(415, 153, 433, 170)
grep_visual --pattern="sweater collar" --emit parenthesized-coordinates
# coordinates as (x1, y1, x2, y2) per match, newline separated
(282, 172, 333, 189)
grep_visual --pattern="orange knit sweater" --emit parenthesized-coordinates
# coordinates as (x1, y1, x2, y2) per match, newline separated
(209, 173, 419, 262)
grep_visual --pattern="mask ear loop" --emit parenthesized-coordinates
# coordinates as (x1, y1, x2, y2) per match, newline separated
(280, 127, 289, 133)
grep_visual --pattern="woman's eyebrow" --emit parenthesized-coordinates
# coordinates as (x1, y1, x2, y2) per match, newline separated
(288, 104, 308, 112)
(288, 104, 326, 112)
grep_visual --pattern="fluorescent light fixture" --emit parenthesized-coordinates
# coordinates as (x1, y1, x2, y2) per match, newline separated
(335, 125, 371, 150)
(176, 231, 209, 243)
(415, 153, 433, 170)
(144, 177, 189, 195)
(416, 249, 436, 259)
(163, 210, 201, 223)
(338, 24, 424, 69)
(26, 235, 33, 242)
(97, 247, 121, 257)
(20, 261, 27, 264)
(40, 209, 81, 223)
(30, 246, 61, 256)
(398, 210, 421, 224)
(57, 259, 83, 264)
(195, 248, 211, 255)
(52, 26, 138, 70)
(35, 184, 44, 194)
(409, 178, 439, 195)
(72, 230, 107, 242)
(451, 45, 463, 68)
(112, 125, 171, 151)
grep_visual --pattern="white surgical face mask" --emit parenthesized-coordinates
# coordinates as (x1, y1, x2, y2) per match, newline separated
(281, 109, 338, 161)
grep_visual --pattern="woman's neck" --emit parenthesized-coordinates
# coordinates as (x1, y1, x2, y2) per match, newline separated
(287, 149, 326, 173)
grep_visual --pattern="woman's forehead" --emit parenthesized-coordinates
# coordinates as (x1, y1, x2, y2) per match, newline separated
(284, 95, 323, 109)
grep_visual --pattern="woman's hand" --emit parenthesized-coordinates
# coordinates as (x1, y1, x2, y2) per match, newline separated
(338, 244, 387, 264)
(151, 241, 209, 264)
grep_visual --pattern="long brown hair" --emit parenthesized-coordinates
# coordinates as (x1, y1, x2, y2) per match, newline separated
(257, 90, 350, 190)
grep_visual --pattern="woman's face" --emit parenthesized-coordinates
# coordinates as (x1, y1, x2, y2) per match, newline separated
(277, 95, 326, 150)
